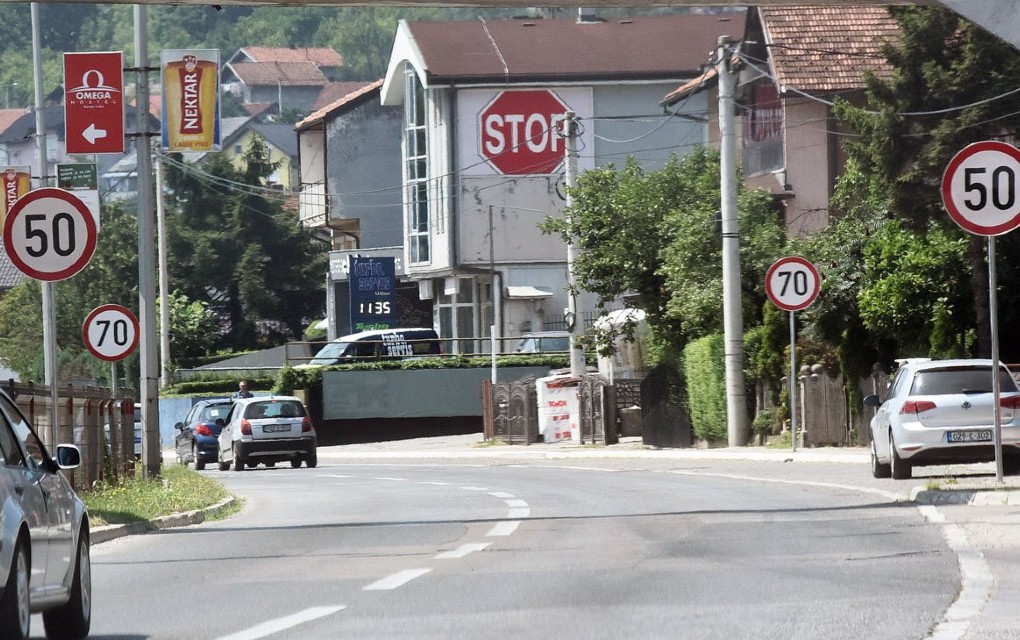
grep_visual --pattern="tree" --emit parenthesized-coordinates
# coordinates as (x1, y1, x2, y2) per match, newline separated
(834, 6, 1020, 360)
(543, 148, 784, 358)
(165, 137, 327, 351)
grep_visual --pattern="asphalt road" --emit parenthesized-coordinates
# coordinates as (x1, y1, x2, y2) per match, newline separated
(70, 458, 958, 640)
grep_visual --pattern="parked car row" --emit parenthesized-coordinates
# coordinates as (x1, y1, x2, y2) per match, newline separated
(174, 395, 316, 471)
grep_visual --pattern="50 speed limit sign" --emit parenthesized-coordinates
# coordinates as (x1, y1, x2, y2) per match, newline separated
(2, 187, 98, 281)
(765, 256, 820, 312)
(82, 304, 139, 362)
(942, 140, 1020, 236)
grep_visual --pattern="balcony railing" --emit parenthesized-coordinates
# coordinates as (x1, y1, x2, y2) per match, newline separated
(299, 181, 328, 227)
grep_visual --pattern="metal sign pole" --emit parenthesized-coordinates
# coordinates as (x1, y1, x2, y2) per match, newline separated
(989, 236, 1003, 482)
(789, 310, 798, 453)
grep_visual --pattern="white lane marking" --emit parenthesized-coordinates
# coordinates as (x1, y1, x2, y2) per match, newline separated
(918, 505, 945, 523)
(507, 508, 530, 519)
(374, 476, 405, 481)
(668, 469, 904, 502)
(212, 606, 346, 640)
(489, 491, 515, 498)
(505, 499, 528, 508)
(460, 486, 490, 491)
(363, 568, 432, 591)
(925, 522, 993, 640)
(487, 521, 521, 537)
(421, 481, 450, 485)
(318, 474, 352, 478)
(436, 543, 491, 559)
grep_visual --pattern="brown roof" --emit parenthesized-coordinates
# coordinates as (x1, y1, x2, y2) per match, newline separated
(297, 79, 384, 130)
(762, 6, 899, 93)
(241, 46, 343, 67)
(408, 13, 746, 84)
(310, 81, 378, 112)
(242, 102, 275, 118)
(661, 66, 718, 105)
(230, 62, 328, 87)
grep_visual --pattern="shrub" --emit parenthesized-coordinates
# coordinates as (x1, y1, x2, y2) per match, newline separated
(683, 333, 727, 442)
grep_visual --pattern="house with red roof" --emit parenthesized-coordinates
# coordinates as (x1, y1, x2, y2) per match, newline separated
(662, 5, 900, 236)
(378, 11, 745, 352)
(222, 46, 345, 118)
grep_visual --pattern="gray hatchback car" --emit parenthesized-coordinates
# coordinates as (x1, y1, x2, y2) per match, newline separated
(217, 396, 317, 471)
(0, 388, 91, 640)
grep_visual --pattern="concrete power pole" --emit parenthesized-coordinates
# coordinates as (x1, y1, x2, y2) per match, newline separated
(717, 36, 750, 446)
(563, 111, 586, 379)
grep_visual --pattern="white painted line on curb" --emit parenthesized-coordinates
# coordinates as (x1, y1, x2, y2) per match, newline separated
(212, 605, 346, 640)
(505, 499, 528, 508)
(489, 491, 515, 498)
(460, 486, 490, 491)
(925, 523, 993, 640)
(507, 508, 530, 519)
(487, 521, 521, 537)
(436, 543, 491, 559)
(364, 568, 432, 591)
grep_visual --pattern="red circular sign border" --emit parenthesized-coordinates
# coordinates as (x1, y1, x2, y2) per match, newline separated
(82, 304, 139, 362)
(2, 187, 98, 281)
(941, 140, 1020, 237)
(765, 256, 821, 312)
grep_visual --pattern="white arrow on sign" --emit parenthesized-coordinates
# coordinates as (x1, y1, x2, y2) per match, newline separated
(82, 123, 107, 144)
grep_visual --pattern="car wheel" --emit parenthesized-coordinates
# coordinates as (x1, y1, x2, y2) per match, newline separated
(0, 536, 30, 640)
(305, 452, 318, 469)
(889, 434, 912, 480)
(218, 454, 230, 472)
(871, 438, 891, 479)
(290, 457, 302, 468)
(42, 528, 91, 639)
(194, 445, 206, 471)
(233, 445, 245, 471)
(246, 461, 258, 468)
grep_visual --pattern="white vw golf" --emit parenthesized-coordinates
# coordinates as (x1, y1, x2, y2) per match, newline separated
(865, 359, 1020, 479)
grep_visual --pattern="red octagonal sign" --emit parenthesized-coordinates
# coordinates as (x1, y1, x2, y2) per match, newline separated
(480, 89, 569, 175)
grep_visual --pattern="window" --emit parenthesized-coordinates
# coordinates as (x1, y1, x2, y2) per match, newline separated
(0, 394, 44, 469)
(436, 277, 479, 354)
(404, 65, 429, 264)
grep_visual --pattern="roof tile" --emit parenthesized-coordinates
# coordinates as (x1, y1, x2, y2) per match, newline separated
(241, 46, 343, 67)
(229, 62, 328, 87)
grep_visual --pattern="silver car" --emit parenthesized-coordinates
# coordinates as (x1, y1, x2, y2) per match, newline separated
(0, 388, 91, 640)
(865, 359, 1020, 479)
(217, 396, 317, 471)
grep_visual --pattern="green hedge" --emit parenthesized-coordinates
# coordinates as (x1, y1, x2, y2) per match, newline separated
(167, 374, 276, 397)
(683, 333, 727, 442)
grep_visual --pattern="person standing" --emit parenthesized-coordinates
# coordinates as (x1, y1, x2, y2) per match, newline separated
(233, 380, 254, 399)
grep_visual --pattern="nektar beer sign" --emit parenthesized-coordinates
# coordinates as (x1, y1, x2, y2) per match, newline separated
(161, 49, 221, 153)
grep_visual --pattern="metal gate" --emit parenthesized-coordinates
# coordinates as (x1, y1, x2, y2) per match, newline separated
(639, 365, 692, 448)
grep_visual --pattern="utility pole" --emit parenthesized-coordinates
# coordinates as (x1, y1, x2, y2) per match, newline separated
(135, 5, 160, 477)
(717, 36, 750, 446)
(155, 151, 171, 389)
(563, 111, 586, 378)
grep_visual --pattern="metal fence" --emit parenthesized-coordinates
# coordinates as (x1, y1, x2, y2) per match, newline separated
(3, 380, 136, 490)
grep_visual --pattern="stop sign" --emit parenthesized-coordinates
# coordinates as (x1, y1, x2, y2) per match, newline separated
(479, 90, 569, 175)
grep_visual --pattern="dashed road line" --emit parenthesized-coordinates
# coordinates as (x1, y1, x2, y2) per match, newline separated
(489, 491, 515, 498)
(374, 476, 406, 481)
(436, 543, 491, 559)
(460, 486, 490, 491)
(505, 499, 528, 508)
(421, 481, 450, 485)
(212, 606, 346, 640)
(318, 474, 352, 479)
(507, 508, 530, 519)
(364, 568, 433, 591)
(487, 521, 521, 537)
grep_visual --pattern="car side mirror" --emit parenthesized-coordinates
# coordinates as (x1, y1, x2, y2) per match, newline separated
(55, 444, 81, 470)
(174, 422, 184, 431)
(863, 394, 882, 408)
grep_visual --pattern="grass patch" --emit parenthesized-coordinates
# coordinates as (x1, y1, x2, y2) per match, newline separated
(925, 479, 942, 491)
(766, 432, 793, 449)
(82, 465, 231, 526)
(471, 438, 507, 447)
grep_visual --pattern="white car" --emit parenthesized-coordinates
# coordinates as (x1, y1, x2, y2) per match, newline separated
(217, 396, 317, 471)
(865, 359, 1020, 479)
(0, 388, 91, 640)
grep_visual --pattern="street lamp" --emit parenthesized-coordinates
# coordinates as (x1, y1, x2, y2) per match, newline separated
(5, 82, 17, 108)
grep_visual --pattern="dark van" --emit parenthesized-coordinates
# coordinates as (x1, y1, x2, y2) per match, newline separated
(305, 328, 441, 366)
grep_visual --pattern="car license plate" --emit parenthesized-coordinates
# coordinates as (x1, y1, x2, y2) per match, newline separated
(263, 424, 291, 433)
(947, 430, 992, 443)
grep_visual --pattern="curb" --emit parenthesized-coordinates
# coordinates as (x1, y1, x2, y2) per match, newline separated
(91, 495, 238, 545)
(912, 487, 1020, 507)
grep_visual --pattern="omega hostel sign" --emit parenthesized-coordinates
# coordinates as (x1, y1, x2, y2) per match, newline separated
(160, 49, 221, 153)
(63, 52, 125, 155)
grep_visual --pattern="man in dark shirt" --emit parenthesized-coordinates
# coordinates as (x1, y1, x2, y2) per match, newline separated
(233, 380, 254, 399)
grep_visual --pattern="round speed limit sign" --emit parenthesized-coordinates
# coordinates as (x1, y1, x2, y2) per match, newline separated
(765, 257, 821, 312)
(942, 140, 1020, 236)
(2, 187, 98, 281)
(82, 304, 139, 362)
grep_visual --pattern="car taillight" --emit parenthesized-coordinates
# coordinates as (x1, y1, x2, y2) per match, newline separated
(1001, 395, 1020, 409)
(901, 400, 937, 414)
(241, 419, 252, 436)
(196, 424, 212, 437)
(302, 416, 312, 433)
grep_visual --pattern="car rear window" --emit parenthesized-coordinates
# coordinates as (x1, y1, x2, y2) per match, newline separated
(202, 405, 230, 421)
(244, 401, 305, 419)
(909, 366, 1019, 396)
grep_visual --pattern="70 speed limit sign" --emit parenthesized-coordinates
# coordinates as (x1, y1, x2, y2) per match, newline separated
(942, 140, 1020, 236)
(82, 304, 139, 362)
(765, 257, 820, 312)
